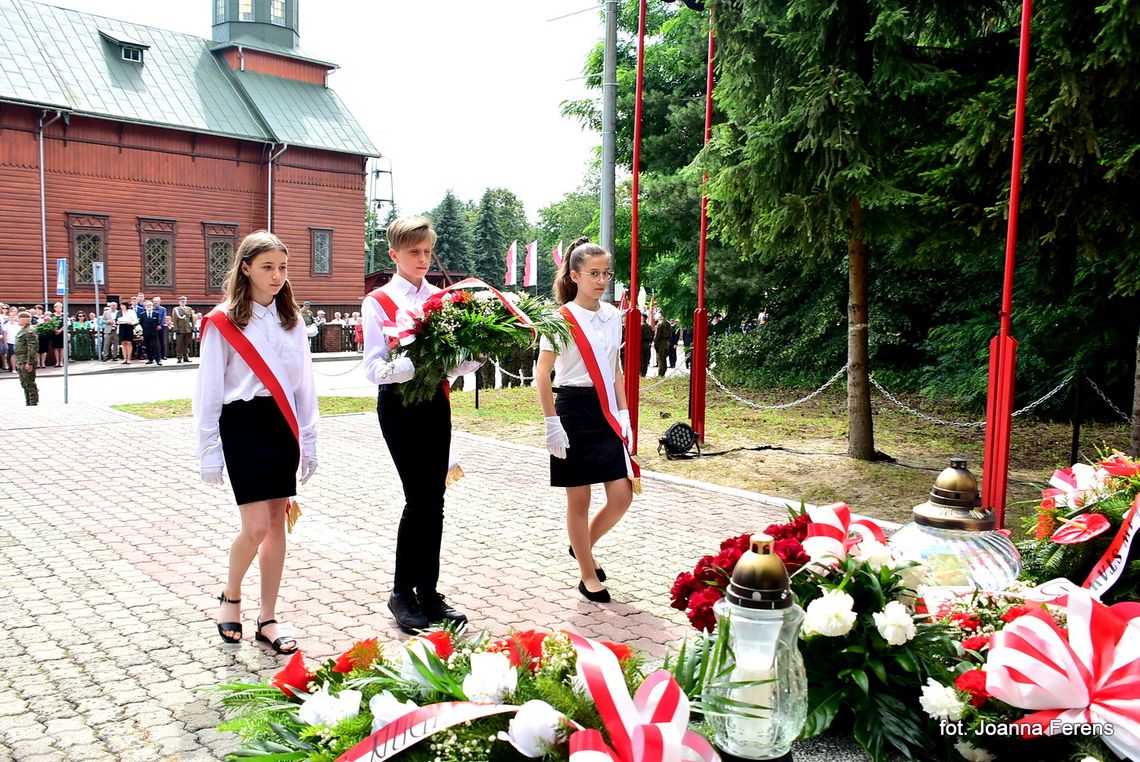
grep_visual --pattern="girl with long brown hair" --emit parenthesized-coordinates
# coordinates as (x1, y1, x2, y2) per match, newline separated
(536, 237, 634, 603)
(193, 230, 318, 653)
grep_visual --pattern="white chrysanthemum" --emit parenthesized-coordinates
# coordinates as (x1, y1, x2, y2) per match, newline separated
(369, 690, 418, 733)
(298, 683, 361, 727)
(955, 741, 994, 761)
(462, 651, 518, 703)
(919, 677, 965, 721)
(497, 700, 564, 758)
(872, 600, 917, 646)
(802, 588, 857, 638)
(854, 540, 894, 571)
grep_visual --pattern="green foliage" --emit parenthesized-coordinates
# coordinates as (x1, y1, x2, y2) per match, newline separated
(791, 557, 957, 762)
(430, 191, 475, 274)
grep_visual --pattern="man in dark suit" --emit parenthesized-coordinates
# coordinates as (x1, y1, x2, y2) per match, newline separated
(152, 296, 168, 359)
(139, 299, 163, 366)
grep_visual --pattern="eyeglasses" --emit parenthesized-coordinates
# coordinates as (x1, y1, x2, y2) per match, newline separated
(576, 269, 615, 282)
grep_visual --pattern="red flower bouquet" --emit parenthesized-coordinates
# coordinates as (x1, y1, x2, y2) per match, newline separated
(669, 516, 811, 632)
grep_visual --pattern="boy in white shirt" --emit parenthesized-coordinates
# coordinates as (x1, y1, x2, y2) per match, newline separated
(362, 216, 480, 633)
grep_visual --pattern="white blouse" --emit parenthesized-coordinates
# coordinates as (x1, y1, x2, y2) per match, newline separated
(540, 300, 622, 387)
(362, 273, 481, 385)
(193, 300, 318, 471)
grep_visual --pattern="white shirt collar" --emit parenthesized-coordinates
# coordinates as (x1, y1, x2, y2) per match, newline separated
(251, 300, 278, 320)
(391, 273, 434, 299)
(566, 300, 614, 323)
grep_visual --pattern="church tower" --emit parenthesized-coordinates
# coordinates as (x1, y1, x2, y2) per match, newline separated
(212, 0, 299, 50)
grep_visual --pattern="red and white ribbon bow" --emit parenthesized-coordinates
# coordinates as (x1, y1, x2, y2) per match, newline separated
(567, 634, 719, 762)
(984, 588, 1140, 760)
(802, 502, 887, 566)
(1041, 463, 1109, 510)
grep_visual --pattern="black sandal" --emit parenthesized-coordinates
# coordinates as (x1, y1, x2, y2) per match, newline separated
(255, 618, 298, 655)
(569, 545, 606, 582)
(216, 592, 242, 643)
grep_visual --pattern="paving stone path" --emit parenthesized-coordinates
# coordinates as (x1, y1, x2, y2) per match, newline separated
(0, 403, 808, 761)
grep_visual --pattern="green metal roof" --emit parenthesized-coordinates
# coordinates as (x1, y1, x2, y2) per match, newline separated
(233, 70, 377, 156)
(0, 0, 378, 156)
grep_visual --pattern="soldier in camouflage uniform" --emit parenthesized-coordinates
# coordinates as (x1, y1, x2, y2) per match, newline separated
(14, 311, 38, 405)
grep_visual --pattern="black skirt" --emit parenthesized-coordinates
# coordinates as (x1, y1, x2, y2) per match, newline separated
(551, 386, 628, 488)
(219, 396, 298, 505)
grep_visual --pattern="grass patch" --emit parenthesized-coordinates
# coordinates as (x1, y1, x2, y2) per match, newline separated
(113, 377, 1131, 532)
(114, 396, 375, 419)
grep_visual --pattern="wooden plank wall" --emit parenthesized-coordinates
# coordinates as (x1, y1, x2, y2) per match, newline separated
(0, 106, 366, 310)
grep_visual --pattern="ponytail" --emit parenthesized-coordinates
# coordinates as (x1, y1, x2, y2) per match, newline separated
(553, 236, 609, 304)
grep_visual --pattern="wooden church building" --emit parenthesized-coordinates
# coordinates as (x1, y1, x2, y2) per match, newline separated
(0, 0, 377, 310)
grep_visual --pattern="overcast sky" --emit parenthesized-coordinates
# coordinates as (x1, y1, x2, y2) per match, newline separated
(39, 0, 605, 219)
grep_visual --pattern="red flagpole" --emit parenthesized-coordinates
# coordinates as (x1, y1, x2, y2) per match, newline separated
(981, 0, 1033, 527)
(623, 0, 648, 455)
(689, 21, 715, 442)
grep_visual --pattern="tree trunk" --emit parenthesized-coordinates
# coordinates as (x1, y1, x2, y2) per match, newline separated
(1131, 320, 1140, 457)
(847, 196, 875, 460)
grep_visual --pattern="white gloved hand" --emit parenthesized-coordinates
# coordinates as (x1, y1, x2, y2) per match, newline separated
(389, 356, 415, 383)
(200, 466, 224, 485)
(618, 409, 632, 443)
(544, 416, 570, 459)
(300, 455, 318, 485)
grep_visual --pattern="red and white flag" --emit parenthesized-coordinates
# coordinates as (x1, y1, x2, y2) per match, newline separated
(504, 240, 517, 286)
(552, 240, 563, 268)
(523, 240, 538, 287)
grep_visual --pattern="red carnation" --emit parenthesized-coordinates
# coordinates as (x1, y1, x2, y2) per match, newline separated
(669, 572, 703, 610)
(719, 533, 752, 553)
(961, 635, 991, 653)
(773, 538, 809, 572)
(712, 546, 745, 576)
(1001, 605, 1038, 623)
(954, 669, 990, 707)
(949, 612, 981, 632)
(421, 294, 446, 315)
(693, 555, 725, 584)
(601, 641, 633, 663)
(686, 586, 724, 632)
(448, 290, 473, 304)
(271, 651, 313, 698)
(419, 630, 454, 661)
(333, 637, 381, 674)
(489, 630, 548, 671)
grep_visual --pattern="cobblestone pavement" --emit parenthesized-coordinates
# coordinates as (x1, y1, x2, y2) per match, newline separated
(0, 402, 797, 761)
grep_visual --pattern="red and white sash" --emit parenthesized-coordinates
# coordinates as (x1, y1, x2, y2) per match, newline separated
(560, 305, 641, 494)
(200, 306, 303, 527)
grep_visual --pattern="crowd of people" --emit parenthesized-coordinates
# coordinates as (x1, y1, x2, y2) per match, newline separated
(0, 293, 204, 370)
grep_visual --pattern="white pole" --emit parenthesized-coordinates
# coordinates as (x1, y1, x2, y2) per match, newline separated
(600, 0, 617, 302)
(38, 111, 63, 306)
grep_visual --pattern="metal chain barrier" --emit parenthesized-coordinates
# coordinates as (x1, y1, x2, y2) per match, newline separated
(311, 357, 364, 376)
(869, 372, 1075, 428)
(1086, 376, 1132, 423)
(493, 361, 529, 382)
(707, 363, 849, 410)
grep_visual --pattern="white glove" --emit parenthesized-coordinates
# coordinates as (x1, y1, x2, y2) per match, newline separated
(200, 466, 224, 485)
(618, 409, 632, 443)
(389, 356, 415, 383)
(300, 455, 318, 485)
(545, 416, 570, 459)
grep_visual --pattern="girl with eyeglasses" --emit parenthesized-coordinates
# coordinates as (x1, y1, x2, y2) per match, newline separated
(536, 237, 636, 604)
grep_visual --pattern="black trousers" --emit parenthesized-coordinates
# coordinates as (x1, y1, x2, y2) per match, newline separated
(143, 331, 161, 362)
(377, 384, 451, 596)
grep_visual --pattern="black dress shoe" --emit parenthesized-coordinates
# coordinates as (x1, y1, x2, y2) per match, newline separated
(419, 591, 468, 627)
(387, 591, 430, 634)
(568, 545, 606, 582)
(578, 581, 611, 603)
